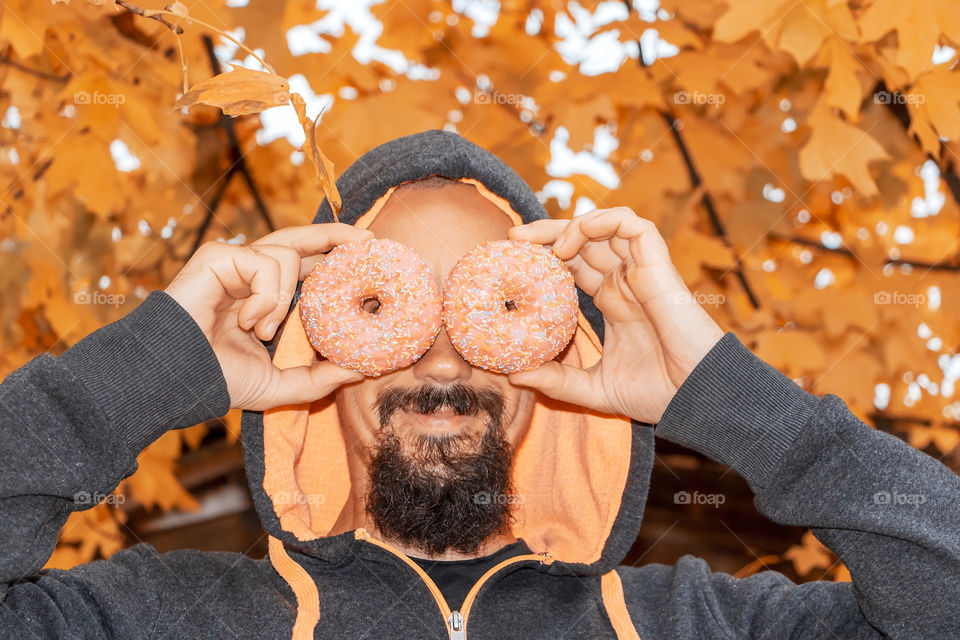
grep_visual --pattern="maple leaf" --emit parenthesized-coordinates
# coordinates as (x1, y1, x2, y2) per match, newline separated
(672, 229, 736, 284)
(784, 531, 834, 576)
(819, 38, 864, 121)
(858, 0, 960, 81)
(714, 0, 858, 66)
(752, 329, 829, 377)
(798, 103, 891, 197)
(175, 67, 290, 116)
(907, 65, 960, 157)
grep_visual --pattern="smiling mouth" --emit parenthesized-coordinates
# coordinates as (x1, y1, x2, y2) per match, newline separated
(401, 406, 474, 433)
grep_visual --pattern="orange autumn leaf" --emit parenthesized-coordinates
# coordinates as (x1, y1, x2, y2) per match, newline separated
(858, 0, 960, 81)
(907, 65, 960, 156)
(714, 0, 858, 66)
(175, 67, 290, 116)
(820, 38, 864, 121)
(291, 93, 342, 218)
(784, 531, 834, 576)
(798, 103, 891, 196)
(672, 229, 736, 284)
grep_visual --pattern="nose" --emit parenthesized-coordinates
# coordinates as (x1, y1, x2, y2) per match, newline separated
(412, 327, 473, 385)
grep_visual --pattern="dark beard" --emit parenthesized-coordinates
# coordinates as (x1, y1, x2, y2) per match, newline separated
(366, 384, 514, 556)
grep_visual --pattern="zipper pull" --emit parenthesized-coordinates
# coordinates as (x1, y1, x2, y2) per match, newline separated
(448, 611, 465, 639)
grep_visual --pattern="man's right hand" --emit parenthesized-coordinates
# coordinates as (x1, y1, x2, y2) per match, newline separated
(164, 224, 372, 410)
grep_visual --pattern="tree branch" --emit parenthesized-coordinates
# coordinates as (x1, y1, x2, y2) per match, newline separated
(873, 80, 960, 210)
(767, 231, 960, 271)
(202, 35, 274, 233)
(625, 10, 761, 309)
(114, 0, 185, 35)
(0, 52, 69, 82)
(189, 164, 239, 257)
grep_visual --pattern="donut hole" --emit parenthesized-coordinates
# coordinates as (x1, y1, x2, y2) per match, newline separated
(361, 296, 382, 314)
(504, 299, 518, 312)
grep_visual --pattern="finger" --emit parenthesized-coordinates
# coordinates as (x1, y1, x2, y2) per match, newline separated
(190, 243, 255, 300)
(260, 360, 365, 408)
(507, 219, 569, 245)
(624, 239, 691, 311)
(609, 236, 630, 261)
(508, 361, 605, 412)
(549, 209, 606, 259)
(565, 254, 604, 297)
(575, 210, 674, 271)
(564, 209, 673, 277)
(571, 238, 623, 274)
(553, 208, 645, 259)
(509, 218, 619, 281)
(248, 245, 300, 340)
(578, 208, 654, 243)
(626, 226, 674, 272)
(233, 252, 282, 332)
(253, 223, 374, 278)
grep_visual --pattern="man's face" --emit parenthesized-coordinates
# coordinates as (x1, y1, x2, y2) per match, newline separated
(335, 180, 536, 555)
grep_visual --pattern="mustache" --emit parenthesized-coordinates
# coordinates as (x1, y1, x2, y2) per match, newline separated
(373, 384, 505, 427)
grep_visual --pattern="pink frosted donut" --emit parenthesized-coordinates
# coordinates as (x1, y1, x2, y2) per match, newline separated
(299, 238, 442, 377)
(443, 239, 579, 374)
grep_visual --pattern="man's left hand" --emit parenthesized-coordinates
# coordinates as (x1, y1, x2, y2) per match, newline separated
(507, 207, 724, 424)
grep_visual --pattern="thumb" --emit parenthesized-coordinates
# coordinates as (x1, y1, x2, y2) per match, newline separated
(257, 360, 364, 409)
(507, 361, 601, 411)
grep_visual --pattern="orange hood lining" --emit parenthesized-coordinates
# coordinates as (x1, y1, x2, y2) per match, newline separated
(261, 177, 631, 565)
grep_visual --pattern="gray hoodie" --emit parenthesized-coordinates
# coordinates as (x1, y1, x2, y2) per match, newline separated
(0, 130, 958, 639)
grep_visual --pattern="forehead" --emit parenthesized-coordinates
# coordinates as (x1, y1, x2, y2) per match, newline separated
(365, 181, 515, 282)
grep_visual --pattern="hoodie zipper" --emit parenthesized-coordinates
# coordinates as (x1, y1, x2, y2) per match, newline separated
(355, 528, 553, 639)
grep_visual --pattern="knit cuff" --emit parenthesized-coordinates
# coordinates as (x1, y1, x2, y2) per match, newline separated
(59, 290, 231, 456)
(654, 331, 822, 490)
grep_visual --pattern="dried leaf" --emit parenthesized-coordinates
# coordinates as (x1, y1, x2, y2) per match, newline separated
(291, 93, 342, 218)
(798, 102, 891, 196)
(175, 67, 290, 116)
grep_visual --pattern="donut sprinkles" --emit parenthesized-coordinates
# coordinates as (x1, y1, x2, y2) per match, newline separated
(442, 239, 579, 374)
(299, 238, 442, 377)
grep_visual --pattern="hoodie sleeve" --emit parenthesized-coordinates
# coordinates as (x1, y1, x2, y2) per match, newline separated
(0, 290, 231, 629)
(643, 331, 960, 639)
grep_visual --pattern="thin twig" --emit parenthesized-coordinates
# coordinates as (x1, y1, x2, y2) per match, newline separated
(189, 164, 239, 256)
(768, 231, 960, 271)
(626, 7, 761, 309)
(0, 53, 69, 82)
(114, 0, 185, 34)
(187, 36, 275, 253)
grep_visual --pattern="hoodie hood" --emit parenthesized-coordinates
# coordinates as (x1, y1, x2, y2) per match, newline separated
(240, 129, 655, 578)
